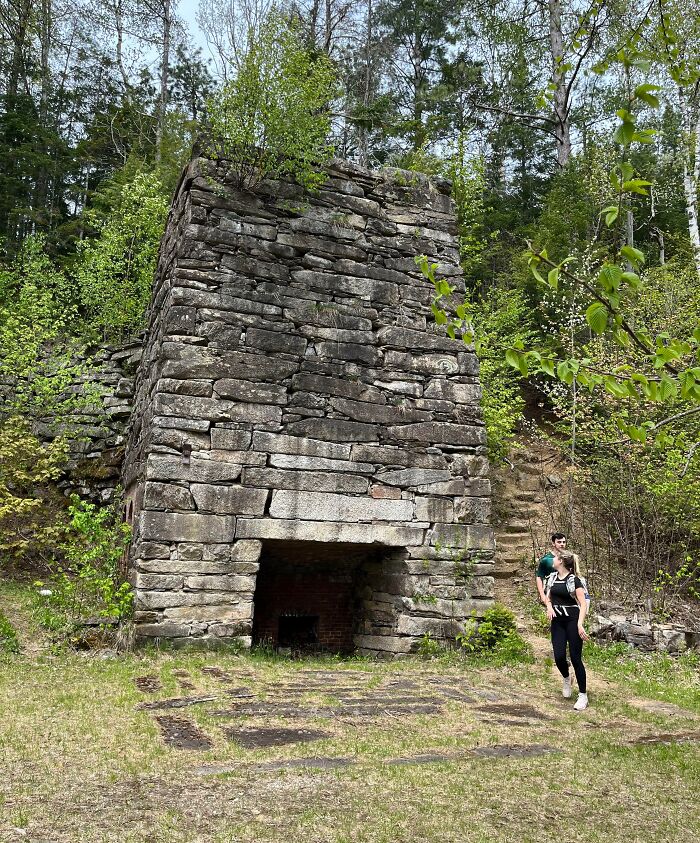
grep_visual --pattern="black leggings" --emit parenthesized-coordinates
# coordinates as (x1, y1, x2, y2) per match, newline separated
(551, 611, 587, 693)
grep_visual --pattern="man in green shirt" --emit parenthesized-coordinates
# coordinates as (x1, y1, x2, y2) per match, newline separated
(536, 532, 567, 605)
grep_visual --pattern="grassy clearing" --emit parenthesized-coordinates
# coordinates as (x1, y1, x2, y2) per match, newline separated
(1, 582, 699, 843)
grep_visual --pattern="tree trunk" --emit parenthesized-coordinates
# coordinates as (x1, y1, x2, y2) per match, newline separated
(678, 87, 700, 280)
(357, 0, 373, 166)
(155, 0, 172, 166)
(548, 0, 571, 167)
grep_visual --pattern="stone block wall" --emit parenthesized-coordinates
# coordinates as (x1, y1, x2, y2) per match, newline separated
(123, 156, 495, 655)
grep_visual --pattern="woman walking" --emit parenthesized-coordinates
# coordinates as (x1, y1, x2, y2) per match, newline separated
(544, 550, 590, 710)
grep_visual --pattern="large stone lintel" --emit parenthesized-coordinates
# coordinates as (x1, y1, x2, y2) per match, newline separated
(235, 517, 424, 546)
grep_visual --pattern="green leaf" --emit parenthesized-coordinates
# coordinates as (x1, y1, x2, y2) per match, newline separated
(621, 245, 645, 267)
(614, 119, 636, 146)
(557, 360, 575, 385)
(604, 376, 630, 398)
(430, 302, 448, 324)
(658, 377, 677, 401)
(530, 264, 545, 285)
(621, 271, 641, 290)
(540, 358, 555, 377)
(634, 83, 661, 107)
(622, 178, 652, 195)
(547, 267, 559, 290)
(505, 348, 521, 372)
(620, 162, 634, 182)
(585, 302, 608, 334)
(602, 205, 619, 226)
(598, 264, 623, 291)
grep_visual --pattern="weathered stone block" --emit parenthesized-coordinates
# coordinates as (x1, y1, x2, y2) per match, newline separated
(154, 394, 282, 425)
(135, 622, 193, 638)
(428, 523, 495, 550)
(147, 454, 242, 484)
(230, 539, 262, 561)
(414, 497, 454, 523)
(236, 517, 425, 546)
(140, 512, 236, 543)
(286, 417, 378, 442)
(214, 379, 287, 405)
(454, 497, 491, 524)
(135, 542, 171, 559)
(210, 428, 252, 450)
(161, 342, 299, 382)
(424, 380, 482, 403)
(208, 450, 267, 466)
(245, 327, 308, 355)
(374, 468, 451, 487)
(386, 422, 486, 447)
(353, 634, 413, 653)
(269, 453, 373, 473)
(143, 482, 194, 511)
(370, 485, 402, 499)
(190, 483, 268, 515)
(350, 443, 448, 469)
(384, 350, 459, 375)
(252, 431, 350, 459)
(242, 467, 369, 494)
(158, 378, 213, 397)
(184, 575, 256, 591)
(292, 372, 385, 403)
(135, 573, 183, 590)
(269, 490, 413, 522)
(164, 603, 254, 622)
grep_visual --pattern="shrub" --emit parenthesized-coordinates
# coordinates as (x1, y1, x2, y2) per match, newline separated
(33, 495, 133, 641)
(204, 14, 338, 191)
(457, 604, 533, 664)
(76, 171, 169, 342)
(0, 417, 69, 559)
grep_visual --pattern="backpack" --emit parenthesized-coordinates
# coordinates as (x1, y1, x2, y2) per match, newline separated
(545, 572, 591, 610)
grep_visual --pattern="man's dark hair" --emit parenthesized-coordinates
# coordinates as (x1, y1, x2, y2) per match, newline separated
(551, 532, 566, 542)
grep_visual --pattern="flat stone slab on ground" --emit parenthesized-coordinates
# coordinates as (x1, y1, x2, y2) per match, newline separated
(135, 675, 162, 694)
(155, 715, 214, 750)
(137, 695, 216, 711)
(476, 703, 543, 719)
(470, 744, 560, 759)
(631, 731, 700, 745)
(225, 726, 330, 748)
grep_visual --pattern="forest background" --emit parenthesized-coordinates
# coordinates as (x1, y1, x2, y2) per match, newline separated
(1, 0, 700, 637)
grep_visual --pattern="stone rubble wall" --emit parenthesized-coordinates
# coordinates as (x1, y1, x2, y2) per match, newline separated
(7, 341, 143, 502)
(124, 156, 496, 654)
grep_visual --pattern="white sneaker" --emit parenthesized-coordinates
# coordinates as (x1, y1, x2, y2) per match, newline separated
(574, 693, 588, 711)
(562, 674, 572, 698)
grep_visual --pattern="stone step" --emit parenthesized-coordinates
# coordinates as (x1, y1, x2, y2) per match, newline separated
(493, 567, 519, 579)
(499, 523, 533, 535)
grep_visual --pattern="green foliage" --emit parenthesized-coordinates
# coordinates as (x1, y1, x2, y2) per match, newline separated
(204, 15, 338, 191)
(476, 288, 531, 461)
(447, 144, 492, 280)
(33, 495, 132, 640)
(0, 610, 20, 654)
(457, 604, 533, 664)
(654, 555, 700, 605)
(417, 632, 445, 658)
(0, 236, 87, 422)
(76, 171, 169, 342)
(0, 417, 69, 559)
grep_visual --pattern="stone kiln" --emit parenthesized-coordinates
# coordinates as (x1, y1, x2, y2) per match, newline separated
(123, 156, 495, 655)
